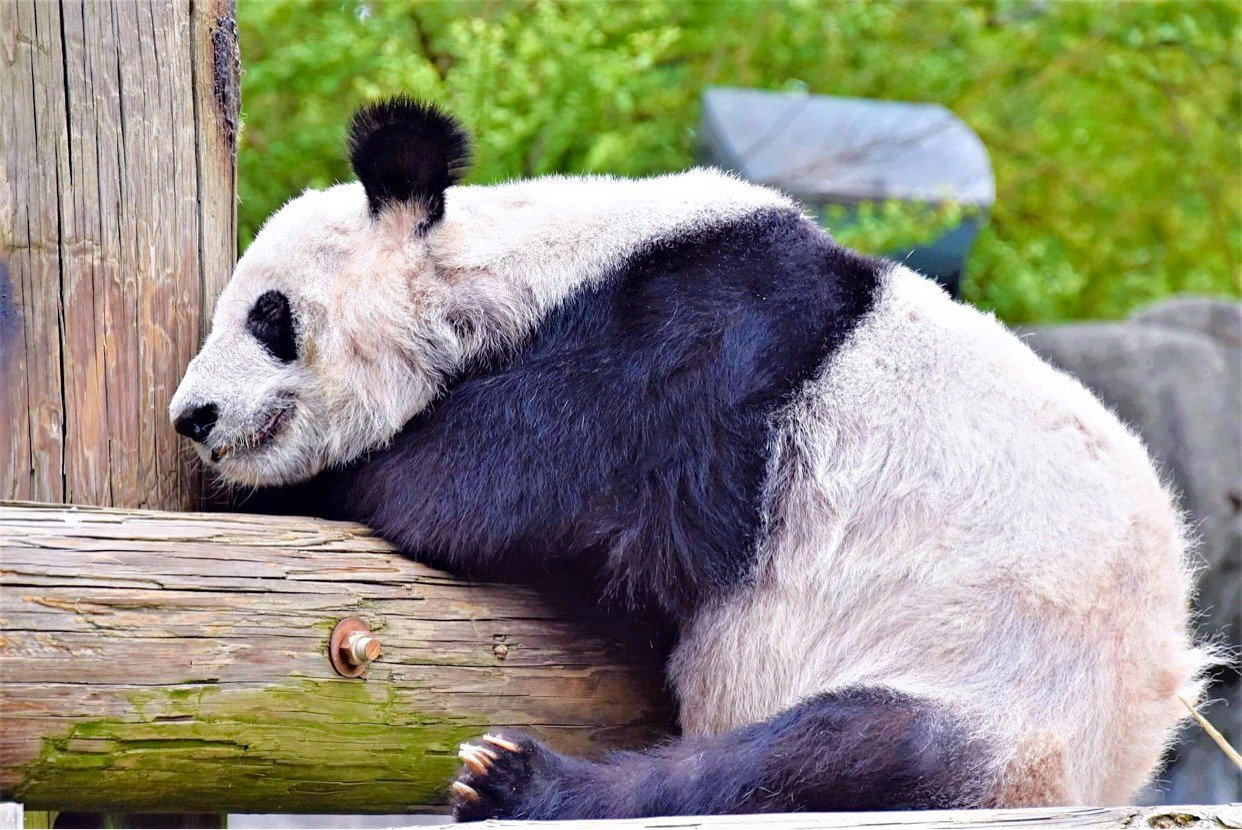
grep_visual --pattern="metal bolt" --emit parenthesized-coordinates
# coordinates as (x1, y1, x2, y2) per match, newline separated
(345, 630, 382, 665)
(329, 617, 381, 678)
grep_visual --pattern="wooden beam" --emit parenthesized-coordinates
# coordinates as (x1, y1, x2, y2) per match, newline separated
(0, 502, 673, 814)
(405, 804, 1241, 829)
(0, 0, 239, 510)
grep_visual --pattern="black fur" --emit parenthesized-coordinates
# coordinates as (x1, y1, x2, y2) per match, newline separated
(301, 207, 882, 620)
(247, 290, 297, 363)
(347, 96, 470, 222)
(453, 688, 990, 820)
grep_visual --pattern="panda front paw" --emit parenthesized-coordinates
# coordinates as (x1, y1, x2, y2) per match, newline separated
(451, 732, 554, 821)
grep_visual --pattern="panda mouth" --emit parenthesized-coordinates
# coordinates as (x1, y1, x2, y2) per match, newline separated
(210, 402, 295, 463)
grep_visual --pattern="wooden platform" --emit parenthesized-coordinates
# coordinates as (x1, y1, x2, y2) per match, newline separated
(408, 805, 1242, 829)
(1, 804, 1238, 830)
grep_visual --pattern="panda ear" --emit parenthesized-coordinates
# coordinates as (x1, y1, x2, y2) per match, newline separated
(346, 96, 471, 226)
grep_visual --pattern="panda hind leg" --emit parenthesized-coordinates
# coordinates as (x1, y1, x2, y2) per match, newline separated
(450, 686, 995, 821)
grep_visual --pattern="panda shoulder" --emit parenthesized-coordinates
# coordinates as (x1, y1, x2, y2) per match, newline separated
(436, 168, 796, 261)
(656, 167, 795, 207)
(445, 168, 793, 220)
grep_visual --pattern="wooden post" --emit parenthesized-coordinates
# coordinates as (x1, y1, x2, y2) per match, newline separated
(0, 0, 239, 511)
(2, 2, 239, 822)
(0, 502, 673, 814)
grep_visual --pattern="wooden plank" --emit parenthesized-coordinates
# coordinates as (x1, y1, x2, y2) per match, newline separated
(0, 803, 20, 830)
(0, 0, 238, 511)
(405, 804, 1242, 829)
(0, 502, 674, 814)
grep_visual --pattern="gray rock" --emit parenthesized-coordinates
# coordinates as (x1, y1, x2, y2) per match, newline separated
(1021, 298, 1241, 804)
(698, 87, 997, 295)
(1134, 296, 1242, 348)
(699, 87, 994, 207)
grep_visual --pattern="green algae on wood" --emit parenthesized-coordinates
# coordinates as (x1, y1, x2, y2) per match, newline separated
(19, 682, 481, 813)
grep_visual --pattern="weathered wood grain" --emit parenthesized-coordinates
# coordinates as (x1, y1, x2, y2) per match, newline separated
(0, 502, 674, 814)
(0, 0, 239, 510)
(406, 804, 1242, 829)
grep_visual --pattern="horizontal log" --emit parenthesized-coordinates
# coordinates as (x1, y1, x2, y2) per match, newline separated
(0, 502, 673, 814)
(404, 804, 1241, 829)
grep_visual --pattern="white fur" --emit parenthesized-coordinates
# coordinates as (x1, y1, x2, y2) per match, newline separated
(668, 265, 1211, 804)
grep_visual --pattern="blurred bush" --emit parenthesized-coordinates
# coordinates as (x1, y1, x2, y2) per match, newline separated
(238, 0, 1239, 323)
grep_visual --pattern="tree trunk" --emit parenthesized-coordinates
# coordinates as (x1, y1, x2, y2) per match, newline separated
(0, 0, 239, 511)
(0, 502, 674, 814)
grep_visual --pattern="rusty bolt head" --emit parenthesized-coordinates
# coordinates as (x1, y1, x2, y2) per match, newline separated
(329, 618, 381, 678)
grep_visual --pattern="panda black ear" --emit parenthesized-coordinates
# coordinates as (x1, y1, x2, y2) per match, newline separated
(346, 96, 471, 226)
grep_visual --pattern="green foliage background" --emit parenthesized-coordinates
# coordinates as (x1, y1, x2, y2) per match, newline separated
(238, 0, 1239, 323)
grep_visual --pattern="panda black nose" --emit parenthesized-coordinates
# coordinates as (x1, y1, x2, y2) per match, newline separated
(173, 403, 218, 443)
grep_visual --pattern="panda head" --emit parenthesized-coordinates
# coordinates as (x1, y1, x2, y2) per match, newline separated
(170, 97, 471, 487)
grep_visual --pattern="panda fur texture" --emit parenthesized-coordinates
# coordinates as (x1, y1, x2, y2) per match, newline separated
(170, 97, 1211, 819)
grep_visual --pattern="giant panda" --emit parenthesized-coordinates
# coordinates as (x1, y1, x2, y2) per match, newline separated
(170, 97, 1210, 820)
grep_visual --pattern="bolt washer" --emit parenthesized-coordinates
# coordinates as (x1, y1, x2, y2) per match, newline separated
(329, 617, 379, 678)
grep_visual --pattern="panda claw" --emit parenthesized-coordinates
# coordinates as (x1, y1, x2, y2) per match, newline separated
(458, 743, 492, 774)
(451, 781, 479, 802)
(453, 732, 548, 820)
(482, 733, 521, 753)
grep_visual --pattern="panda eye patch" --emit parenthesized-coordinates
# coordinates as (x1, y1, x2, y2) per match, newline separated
(247, 290, 298, 363)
